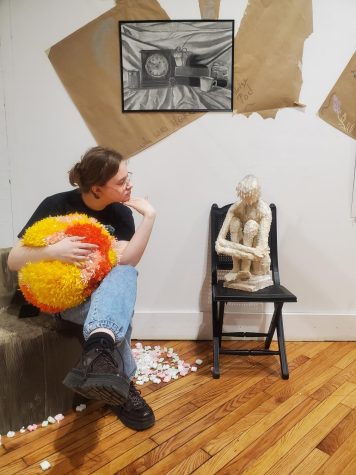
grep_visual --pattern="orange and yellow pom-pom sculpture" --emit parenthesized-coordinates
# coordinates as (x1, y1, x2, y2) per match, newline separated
(19, 214, 119, 313)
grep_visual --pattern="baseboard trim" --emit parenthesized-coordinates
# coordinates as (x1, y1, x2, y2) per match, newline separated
(131, 312, 356, 341)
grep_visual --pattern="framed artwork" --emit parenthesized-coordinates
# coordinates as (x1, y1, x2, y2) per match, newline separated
(119, 20, 234, 112)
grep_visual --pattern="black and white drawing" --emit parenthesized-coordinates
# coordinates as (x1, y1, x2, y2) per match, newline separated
(119, 20, 234, 112)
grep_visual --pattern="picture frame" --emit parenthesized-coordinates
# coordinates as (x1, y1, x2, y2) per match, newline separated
(119, 20, 234, 112)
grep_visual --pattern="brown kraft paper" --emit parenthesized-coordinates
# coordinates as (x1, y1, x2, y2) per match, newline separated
(48, 0, 203, 159)
(318, 51, 356, 140)
(233, 0, 313, 119)
(198, 0, 221, 20)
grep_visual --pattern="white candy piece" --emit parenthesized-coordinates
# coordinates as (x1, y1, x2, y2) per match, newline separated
(42, 421, 49, 427)
(40, 460, 51, 471)
(7, 431, 15, 438)
(191, 366, 198, 372)
(75, 403, 87, 412)
(132, 341, 204, 386)
(47, 416, 56, 424)
(195, 359, 203, 365)
(20, 427, 26, 433)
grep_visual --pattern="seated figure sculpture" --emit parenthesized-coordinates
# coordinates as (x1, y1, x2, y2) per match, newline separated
(215, 174, 273, 292)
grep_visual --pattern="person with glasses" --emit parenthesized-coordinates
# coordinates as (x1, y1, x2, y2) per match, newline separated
(7, 145, 156, 431)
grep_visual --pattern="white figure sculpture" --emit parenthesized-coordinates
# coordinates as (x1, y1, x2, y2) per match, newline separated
(215, 175, 273, 292)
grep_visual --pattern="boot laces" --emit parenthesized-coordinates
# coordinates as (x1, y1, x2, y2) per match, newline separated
(128, 383, 148, 409)
(88, 348, 118, 372)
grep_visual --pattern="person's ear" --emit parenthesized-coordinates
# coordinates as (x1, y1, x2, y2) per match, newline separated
(91, 186, 101, 199)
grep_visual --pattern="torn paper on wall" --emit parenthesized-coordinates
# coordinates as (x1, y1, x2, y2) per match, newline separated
(198, 0, 221, 19)
(318, 51, 356, 140)
(48, 0, 203, 159)
(233, 0, 313, 119)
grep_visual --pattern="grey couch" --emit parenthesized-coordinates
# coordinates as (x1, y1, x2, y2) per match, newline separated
(0, 248, 83, 433)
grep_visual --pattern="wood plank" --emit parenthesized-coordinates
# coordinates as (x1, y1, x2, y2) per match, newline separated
(122, 393, 276, 474)
(314, 426, 356, 475)
(261, 404, 351, 475)
(341, 387, 356, 408)
(3, 342, 356, 475)
(0, 405, 108, 469)
(335, 348, 356, 369)
(165, 449, 210, 474)
(146, 393, 308, 475)
(195, 383, 355, 475)
(88, 439, 157, 475)
(290, 448, 329, 475)
(211, 396, 320, 474)
(0, 459, 27, 475)
(231, 389, 354, 475)
(311, 360, 356, 402)
(265, 343, 355, 399)
(317, 408, 356, 455)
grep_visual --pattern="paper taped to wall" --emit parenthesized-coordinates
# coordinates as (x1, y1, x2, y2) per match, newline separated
(233, 0, 313, 119)
(48, 0, 203, 159)
(198, 0, 221, 19)
(318, 51, 356, 140)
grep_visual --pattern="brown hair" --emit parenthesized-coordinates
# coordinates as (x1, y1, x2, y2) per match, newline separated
(68, 146, 123, 193)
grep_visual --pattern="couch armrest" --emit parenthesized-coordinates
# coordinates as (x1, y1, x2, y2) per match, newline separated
(0, 247, 18, 307)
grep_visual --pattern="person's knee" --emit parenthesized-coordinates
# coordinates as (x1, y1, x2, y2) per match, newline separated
(112, 264, 138, 278)
(229, 217, 242, 234)
(244, 220, 259, 237)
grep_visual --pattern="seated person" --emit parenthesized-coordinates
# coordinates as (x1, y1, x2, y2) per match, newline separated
(8, 146, 156, 431)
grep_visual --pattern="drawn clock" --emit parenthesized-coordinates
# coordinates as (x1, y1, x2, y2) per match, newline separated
(140, 50, 175, 87)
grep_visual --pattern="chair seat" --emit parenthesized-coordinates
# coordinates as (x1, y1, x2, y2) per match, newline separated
(213, 280, 297, 303)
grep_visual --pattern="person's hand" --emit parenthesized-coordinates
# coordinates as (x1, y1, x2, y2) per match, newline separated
(124, 197, 156, 219)
(47, 236, 98, 263)
(252, 246, 269, 259)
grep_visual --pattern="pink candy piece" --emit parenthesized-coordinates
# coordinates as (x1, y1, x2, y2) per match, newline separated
(27, 424, 38, 431)
(54, 414, 64, 422)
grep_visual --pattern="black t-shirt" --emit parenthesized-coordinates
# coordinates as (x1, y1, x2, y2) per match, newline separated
(18, 189, 135, 241)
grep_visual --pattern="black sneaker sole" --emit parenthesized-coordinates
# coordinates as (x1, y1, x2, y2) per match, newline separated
(63, 370, 129, 406)
(110, 406, 156, 431)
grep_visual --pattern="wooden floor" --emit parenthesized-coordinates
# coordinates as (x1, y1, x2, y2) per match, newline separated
(2, 340, 356, 474)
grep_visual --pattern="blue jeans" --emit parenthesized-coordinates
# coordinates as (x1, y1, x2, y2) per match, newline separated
(61, 265, 138, 380)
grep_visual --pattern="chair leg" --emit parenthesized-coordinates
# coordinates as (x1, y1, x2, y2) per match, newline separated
(212, 299, 220, 379)
(264, 302, 282, 349)
(277, 312, 289, 380)
(218, 301, 225, 348)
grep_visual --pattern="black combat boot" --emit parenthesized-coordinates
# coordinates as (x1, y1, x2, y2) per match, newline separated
(110, 382, 155, 431)
(63, 332, 130, 406)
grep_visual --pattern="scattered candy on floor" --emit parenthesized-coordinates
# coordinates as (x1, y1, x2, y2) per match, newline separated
(2, 412, 66, 440)
(1, 344, 202, 441)
(132, 342, 203, 385)
(40, 460, 51, 471)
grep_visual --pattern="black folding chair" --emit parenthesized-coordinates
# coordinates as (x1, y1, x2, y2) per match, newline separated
(210, 203, 297, 380)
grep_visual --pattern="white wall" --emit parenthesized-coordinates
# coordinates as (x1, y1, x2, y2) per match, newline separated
(1, 0, 356, 339)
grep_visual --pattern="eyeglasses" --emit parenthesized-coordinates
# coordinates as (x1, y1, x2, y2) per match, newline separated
(118, 172, 133, 188)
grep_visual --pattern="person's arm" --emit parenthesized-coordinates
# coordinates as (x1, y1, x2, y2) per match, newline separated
(117, 197, 156, 267)
(255, 202, 272, 253)
(7, 237, 98, 271)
